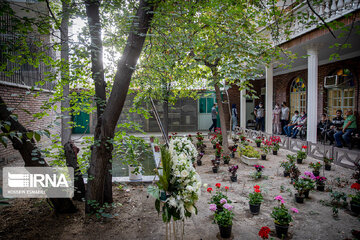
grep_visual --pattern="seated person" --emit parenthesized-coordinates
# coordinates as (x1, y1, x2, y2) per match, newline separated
(317, 114, 332, 141)
(283, 111, 300, 137)
(334, 110, 357, 149)
(290, 112, 307, 138)
(327, 110, 344, 145)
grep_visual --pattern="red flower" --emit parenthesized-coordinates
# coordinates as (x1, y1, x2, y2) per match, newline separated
(255, 189, 261, 193)
(207, 187, 213, 193)
(351, 183, 360, 190)
(225, 186, 229, 191)
(302, 145, 307, 149)
(254, 185, 260, 189)
(258, 226, 271, 239)
(215, 183, 221, 188)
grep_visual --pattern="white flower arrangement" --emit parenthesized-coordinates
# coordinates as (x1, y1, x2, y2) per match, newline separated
(148, 137, 201, 222)
(166, 137, 201, 220)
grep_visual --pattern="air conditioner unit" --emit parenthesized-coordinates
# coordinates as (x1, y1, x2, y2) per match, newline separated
(324, 75, 353, 88)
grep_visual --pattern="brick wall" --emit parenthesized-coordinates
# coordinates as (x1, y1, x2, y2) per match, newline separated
(0, 84, 60, 164)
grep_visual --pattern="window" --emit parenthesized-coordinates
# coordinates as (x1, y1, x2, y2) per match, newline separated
(290, 77, 306, 115)
(327, 69, 355, 118)
(199, 97, 215, 113)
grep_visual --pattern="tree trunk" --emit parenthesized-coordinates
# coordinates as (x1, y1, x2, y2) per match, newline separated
(214, 82, 229, 154)
(0, 96, 77, 213)
(64, 142, 85, 201)
(85, 0, 155, 213)
(60, 0, 72, 146)
(85, 0, 112, 204)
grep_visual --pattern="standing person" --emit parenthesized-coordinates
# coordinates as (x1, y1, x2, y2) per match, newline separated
(334, 110, 357, 149)
(280, 102, 290, 135)
(273, 103, 281, 134)
(327, 110, 344, 145)
(209, 103, 218, 132)
(254, 102, 265, 131)
(231, 104, 238, 131)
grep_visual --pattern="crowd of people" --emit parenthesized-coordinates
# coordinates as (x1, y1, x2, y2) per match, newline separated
(209, 101, 357, 150)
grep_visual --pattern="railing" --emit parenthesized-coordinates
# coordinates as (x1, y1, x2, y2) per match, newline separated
(0, 15, 56, 91)
(262, 0, 360, 44)
(238, 127, 360, 169)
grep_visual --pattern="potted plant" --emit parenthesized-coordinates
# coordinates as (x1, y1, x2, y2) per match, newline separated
(271, 195, 298, 238)
(240, 145, 261, 165)
(280, 161, 292, 177)
(211, 135, 217, 149)
(208, 183, 232, 212)
(223, 153, 231, 164)
(229, 145, 237, 158)
(293, 178, 307, 203)
(302, 171, 316, 198)
(228, 165, 239, 182)
(254, 165, 264, 172)
(349, 182, 360, 215)
(121, 137, 152, 181)
(212, 159, 220, 173)
(153, 137, 160, 152)
(215, 143, 222, 160)
(270, 136, 281, 155)
(315, 176, 327, 191)
(289, 164, 300, 183)
(352, 162, 360, 184)
(323, 157, 333, 171)
(296, 145, 307, 164)
(309, 162, 322, 176)
(210, 203, 234, 239)
(232, 134, 240, 144)
(260, 139, 272, 160)
(248, 185, 264, 215)
(255, 137, 262, 147)
(197, 152, 204, 166)
(258, 226, 271, 239)
(149, 135, 155, 143)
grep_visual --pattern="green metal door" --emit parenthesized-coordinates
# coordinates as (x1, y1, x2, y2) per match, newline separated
(72, 111, 90, 134)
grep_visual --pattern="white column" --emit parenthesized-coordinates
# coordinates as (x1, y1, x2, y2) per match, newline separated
(265, 64, 273, 134)
(240, 85, 246, 129)
(307, 48, 318, 143)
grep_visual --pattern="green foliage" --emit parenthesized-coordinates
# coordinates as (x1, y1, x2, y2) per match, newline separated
(271, 204, 293, 226)
(241, 145, 260, 158)
(248, 192, 264, 205)
(214, 209, 234, 227)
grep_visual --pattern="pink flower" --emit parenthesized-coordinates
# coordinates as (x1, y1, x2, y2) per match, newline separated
(223, 203, 233, 211)
(209, 204, 217, 212)
(274, 195, 283, 201)
(220, 198, 227, 204)
(291, 208, 299, 213)
(281, 200, 285, 204)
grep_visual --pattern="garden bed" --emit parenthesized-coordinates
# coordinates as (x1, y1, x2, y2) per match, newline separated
(0, 141, 359, 239)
